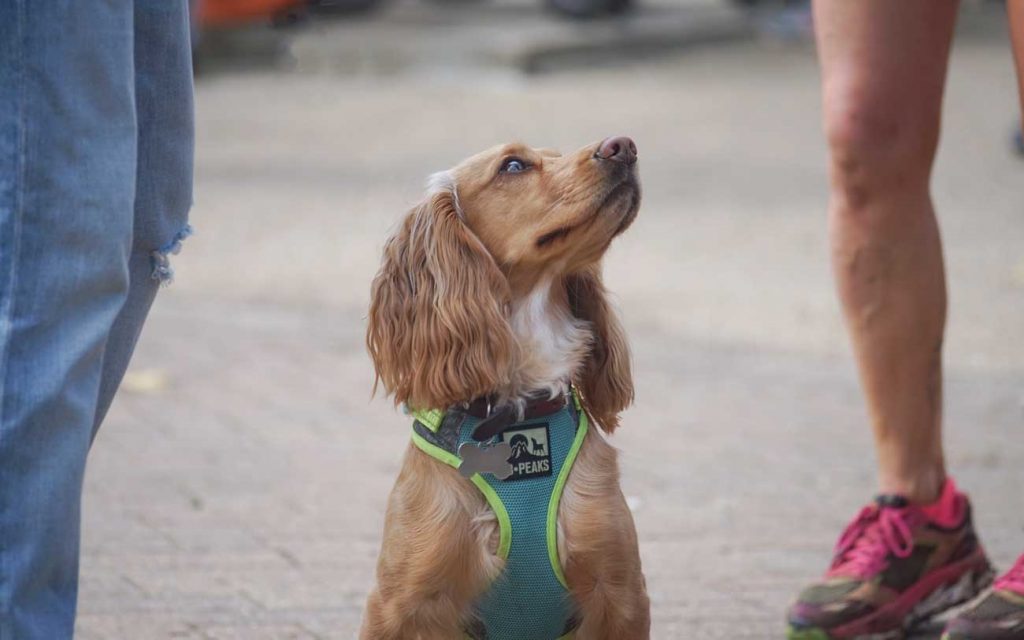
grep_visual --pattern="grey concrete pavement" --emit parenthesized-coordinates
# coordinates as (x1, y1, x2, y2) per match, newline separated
(77, 7, 1023, 639)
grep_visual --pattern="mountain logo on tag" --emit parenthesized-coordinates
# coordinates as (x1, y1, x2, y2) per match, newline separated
(500, 424, 552, 480)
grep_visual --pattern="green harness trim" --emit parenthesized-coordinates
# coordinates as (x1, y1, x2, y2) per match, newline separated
(410, 424, 516, 559)
(547, 400, 587, 588)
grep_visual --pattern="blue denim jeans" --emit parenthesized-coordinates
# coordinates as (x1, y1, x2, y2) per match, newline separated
(0, 3, 194, 638)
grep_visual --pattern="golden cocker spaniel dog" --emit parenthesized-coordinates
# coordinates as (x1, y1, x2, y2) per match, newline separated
(363, 137, 649, 640)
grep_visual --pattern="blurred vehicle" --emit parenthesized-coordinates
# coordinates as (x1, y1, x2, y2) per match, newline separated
(195, 0, 305, 28)
(191, 0, 663, 25)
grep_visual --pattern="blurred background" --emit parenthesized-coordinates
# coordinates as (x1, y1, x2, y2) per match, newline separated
(76, 1, 1022, 637)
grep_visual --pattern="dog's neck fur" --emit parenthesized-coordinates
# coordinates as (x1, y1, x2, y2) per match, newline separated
(506, 277, 590, 408)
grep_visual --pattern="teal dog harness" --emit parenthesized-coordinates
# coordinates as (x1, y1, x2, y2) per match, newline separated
(410, 392, 588, 640)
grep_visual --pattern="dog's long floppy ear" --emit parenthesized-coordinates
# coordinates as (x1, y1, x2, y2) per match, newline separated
(565, 264, 634, 432)
(367, 183, 518, 411)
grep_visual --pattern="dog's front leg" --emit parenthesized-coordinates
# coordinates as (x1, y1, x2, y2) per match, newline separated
(560, 433, 651, 640)
(361, 445, 502, 640)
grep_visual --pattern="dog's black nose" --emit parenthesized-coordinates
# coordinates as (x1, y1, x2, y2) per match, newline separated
(595, 136, 637, 164)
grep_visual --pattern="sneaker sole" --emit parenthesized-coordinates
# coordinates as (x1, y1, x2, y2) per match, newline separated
(787, 553, 995, 640)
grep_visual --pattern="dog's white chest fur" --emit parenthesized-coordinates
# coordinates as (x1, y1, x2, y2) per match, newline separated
(509, 279, 590, 400)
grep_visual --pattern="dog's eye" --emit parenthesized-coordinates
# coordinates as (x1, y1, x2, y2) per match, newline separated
(499, 158, 529, 174)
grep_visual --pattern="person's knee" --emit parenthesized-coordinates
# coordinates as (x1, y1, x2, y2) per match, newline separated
(823, 90, 939, 215)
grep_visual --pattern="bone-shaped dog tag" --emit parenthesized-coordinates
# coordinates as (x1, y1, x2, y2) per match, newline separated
(458, 441, 513, 480)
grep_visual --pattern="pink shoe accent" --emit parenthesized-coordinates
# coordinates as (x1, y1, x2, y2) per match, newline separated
(995, 554, 1024, 595)
(828, 505, 920, 579)
(918, 478, 964, 529)
(828, 479, 967, 580)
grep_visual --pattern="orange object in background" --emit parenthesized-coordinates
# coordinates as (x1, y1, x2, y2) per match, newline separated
(197, 0, 305, 27)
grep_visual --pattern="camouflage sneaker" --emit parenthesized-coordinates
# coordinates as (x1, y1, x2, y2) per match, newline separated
(943, 554, 1024, 640)
(787, 490, 994, 639)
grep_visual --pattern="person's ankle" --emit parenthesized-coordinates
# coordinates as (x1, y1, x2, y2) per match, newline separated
(880, 473, 964, 528)
(879, 468, 947, 504)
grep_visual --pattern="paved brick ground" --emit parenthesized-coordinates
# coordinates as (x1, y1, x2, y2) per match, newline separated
(77, 7, 1023, 639)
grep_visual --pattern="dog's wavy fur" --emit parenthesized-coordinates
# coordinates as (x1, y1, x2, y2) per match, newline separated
(367, 189, 518, 412)
(362, 140, 649, 639)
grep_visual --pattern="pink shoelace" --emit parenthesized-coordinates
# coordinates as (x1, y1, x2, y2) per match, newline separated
(995, 554, 1024, 595)
(827, 505, 919, 579)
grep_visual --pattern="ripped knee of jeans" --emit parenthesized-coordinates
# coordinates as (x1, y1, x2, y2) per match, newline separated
(150, 224, 193, 286)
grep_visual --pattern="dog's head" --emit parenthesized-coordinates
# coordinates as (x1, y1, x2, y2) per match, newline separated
(367, 137, 639, 431)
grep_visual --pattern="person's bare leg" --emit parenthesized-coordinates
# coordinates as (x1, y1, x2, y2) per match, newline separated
(788, 5, 1004, 635)
(813, 0, 959, 504)
(1010, 0, 1024, 130)
(942, 5, 1024, 638)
